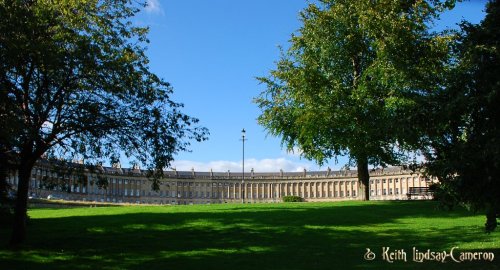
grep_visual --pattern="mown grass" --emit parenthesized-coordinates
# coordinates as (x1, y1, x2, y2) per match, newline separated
(0, 201, 498, 270)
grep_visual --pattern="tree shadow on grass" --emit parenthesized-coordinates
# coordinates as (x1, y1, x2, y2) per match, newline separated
(0, 201, 498, 270)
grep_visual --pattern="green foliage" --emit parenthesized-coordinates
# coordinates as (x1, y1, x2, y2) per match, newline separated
(0, 0, 208, 245)
(0, 0, 208, 182)
(255, 0, 454, 200)
(0, 201, 498, 270)
(428, 182, 459, 210)
(282, 195, 303, 202)
(421, 0, 500, 231)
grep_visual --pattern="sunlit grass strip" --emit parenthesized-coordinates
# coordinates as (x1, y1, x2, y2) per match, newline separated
(1, 201, 498, 270)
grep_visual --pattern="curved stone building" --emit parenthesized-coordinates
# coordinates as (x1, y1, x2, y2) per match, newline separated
(6, 163, 435, 205)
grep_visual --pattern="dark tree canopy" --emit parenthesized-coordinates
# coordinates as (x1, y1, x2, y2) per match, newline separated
(0, 0, 208, 245)
(422, 0, 500, 231)
(255, 0, 453, 200)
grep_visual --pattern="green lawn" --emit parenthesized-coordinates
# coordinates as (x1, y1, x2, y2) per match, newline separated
(0, 201, 498, 270)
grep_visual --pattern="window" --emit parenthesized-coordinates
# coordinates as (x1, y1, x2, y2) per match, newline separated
(383, 179, 386, 184)
(382, 189, 387, 195)
(395, 188, 399, 195)
(389, 188, 393, 195)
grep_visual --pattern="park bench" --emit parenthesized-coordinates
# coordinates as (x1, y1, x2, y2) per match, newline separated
(406, 187, 432, 200)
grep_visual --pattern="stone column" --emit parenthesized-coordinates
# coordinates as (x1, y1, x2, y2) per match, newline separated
(262, 183, 266, 199)
(338, 181, 343, 197)
(268, 183, 271, 199)
(261, 183, 264, 199)
(232, 183, 236, 199)
(391, 179, 395, 197)
(350, 181, 354, 197)
(238, 183, 242, 200)
(405, 177, 409, 195)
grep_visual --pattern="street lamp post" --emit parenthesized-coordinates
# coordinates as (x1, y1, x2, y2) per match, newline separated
(241, 129, 246, 203)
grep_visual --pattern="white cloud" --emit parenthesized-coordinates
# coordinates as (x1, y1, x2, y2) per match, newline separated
(144, 0, 163, 15)
(170, 158, 313, 173)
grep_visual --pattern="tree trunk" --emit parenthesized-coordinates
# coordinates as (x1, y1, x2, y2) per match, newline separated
(9, 159, 34, 247)
(357, 157, 370, 201)
(485, 203, 498, 232)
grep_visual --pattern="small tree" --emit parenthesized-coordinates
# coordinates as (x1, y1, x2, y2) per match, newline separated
(255, 0, 453, 200)
(422, 0, 500, 231)
(0, 0, 208, 246)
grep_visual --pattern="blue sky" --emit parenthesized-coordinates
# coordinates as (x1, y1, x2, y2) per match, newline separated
(134, 0, 487, 173)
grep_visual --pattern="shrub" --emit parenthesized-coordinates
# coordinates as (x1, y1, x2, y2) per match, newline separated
(282, 195, 303, 202)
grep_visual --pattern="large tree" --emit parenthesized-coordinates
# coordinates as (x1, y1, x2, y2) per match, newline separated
(0, 0, 208, 246)
(255, 0, 453, 200)
(422, 0, 500, 231)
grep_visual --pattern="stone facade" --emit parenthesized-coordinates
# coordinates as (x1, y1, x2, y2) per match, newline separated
(6, 164, 435, 205)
